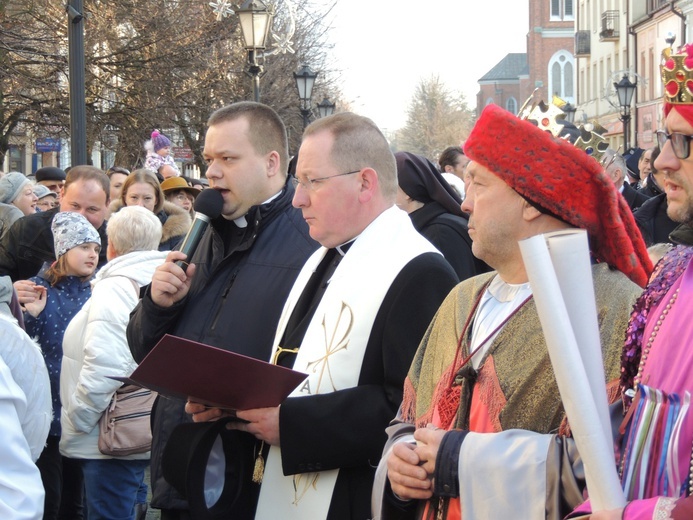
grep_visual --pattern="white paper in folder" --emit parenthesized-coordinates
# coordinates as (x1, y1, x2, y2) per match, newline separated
(518, 229, 625, 512)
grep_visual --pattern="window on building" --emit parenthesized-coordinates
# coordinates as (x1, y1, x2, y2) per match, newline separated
(548, 50, 576, 102)
(506, 97, 517, 114)
(485, 97, 494, 107)
(551, 0, 574, 20)
(8, 145, 25, 174)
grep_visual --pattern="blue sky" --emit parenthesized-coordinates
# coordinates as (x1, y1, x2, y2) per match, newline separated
(326, 1, 530, 131)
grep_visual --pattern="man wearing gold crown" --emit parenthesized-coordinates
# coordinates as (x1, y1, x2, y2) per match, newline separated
(565, 43, 693, 520)
(372, 103, 652, 520)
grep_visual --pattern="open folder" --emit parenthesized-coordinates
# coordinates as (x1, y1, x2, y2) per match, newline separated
(116, 334, 307, 411)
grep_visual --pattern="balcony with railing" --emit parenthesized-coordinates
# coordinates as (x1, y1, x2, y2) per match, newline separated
(647, 0, 669, 14)
(575, 30, 590, 56)
(600, 11, 619, 41)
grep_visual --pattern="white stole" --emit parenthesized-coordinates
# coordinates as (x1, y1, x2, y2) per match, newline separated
(255, 207, 439, 520)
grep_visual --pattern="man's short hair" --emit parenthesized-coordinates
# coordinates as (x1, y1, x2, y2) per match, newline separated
(107, 205, 162, 255)
(303, 112, 397, 200)
(602, 150, 627, 183)
(64, 166, 110, 201)
(207, 102, 289, 176)
(438, 146, 464, 171)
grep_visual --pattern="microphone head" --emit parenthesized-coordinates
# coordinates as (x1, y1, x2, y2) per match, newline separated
(193, 188, 224, 219)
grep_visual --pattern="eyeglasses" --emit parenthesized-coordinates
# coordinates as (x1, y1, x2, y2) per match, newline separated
(656, 130, 693, 160)
(37, 200, 57, 210)
(171, 193, 192, 202)
(291, 169, 361, 191)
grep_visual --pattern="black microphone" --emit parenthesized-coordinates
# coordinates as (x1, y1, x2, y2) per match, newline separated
(174, 189, 224, 272)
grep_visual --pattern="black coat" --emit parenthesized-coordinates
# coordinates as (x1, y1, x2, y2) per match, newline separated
(621, 182, 651, 212)
(278, 252, 459, 520)
(633, 193, 679, 246)
(127, 181, 318, 511)
(409, 202, 489, 281)
(0, 206, 108, 281)
(638, 174, 663, 198)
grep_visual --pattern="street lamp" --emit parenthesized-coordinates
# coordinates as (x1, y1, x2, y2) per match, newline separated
(316, 97, 336, 119)
(614, 74, 637, 149)
(562, 102, 577, 124)
(294, 65, 318, 130)
(237, 0, 273, 102)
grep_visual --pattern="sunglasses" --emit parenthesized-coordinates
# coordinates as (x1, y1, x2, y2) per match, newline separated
(656, 130, 693, 160)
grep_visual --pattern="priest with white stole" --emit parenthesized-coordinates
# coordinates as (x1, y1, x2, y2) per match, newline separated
(186, 112, 459, 520)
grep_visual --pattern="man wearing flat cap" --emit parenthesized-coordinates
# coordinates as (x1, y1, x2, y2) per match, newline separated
(35, 166, 66, 200)
(373, 104, 652, 520)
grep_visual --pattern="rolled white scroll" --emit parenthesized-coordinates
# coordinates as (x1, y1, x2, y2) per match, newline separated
(519, 229, 625, 512)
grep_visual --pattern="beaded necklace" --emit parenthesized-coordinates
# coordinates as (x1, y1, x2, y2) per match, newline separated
(620, 246, 693, 497)
(621, 246, 693, 400)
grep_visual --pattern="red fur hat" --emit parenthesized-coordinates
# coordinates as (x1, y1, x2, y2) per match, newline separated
(464, 104, 652, 288)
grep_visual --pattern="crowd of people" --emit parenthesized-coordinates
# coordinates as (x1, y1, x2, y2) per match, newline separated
(0, 44, 692, 520)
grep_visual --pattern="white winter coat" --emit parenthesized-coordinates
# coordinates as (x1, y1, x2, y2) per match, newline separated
(59, 249, 167, 459)
(0, 313, 52, 519)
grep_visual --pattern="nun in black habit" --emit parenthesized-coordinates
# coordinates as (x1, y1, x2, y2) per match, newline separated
(395, 151, 488, 281)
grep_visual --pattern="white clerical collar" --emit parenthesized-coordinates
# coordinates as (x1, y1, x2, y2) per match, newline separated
(232, 189, 283, 228)
(336, 238, 357, 257)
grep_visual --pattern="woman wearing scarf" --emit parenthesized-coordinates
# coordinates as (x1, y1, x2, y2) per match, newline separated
(395, 151, 488, 281)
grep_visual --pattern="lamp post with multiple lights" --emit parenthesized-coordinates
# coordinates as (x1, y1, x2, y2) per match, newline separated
(237, 0, 273, 102)
(614, 74, 637, 149)
(316, 97, 336, 118)
(294, 64, 318, 130)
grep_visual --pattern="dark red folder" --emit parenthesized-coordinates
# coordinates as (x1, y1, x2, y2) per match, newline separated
(117, 334, 307, 410)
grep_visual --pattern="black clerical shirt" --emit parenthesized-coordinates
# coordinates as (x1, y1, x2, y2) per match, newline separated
(275, 242, 353, 368)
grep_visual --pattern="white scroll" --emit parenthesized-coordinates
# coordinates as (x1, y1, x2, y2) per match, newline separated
(518, 229, 626, 512)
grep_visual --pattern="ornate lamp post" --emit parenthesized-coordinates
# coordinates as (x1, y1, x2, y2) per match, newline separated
(237, 0, 273, 102)
(316, 97, 336, 118)
(562, 102, 577, 124)
(614, 74, 637, 149)
(294, 64, 318, 130)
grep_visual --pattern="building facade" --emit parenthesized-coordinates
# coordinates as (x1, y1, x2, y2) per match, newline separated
(630, 1, 683, 150)
(477, 0, 575, 116)
(477, 1, 690, 151)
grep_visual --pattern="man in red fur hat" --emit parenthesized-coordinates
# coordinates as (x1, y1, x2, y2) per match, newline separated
(372, 103, 652, 520)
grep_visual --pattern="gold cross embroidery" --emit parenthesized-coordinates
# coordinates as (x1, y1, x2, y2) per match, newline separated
(292, 473, 320, 505)
(305, 301, 353, 393)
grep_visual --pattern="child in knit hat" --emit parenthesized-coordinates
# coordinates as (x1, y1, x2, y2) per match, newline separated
(143, 130, 180, 178)
(23, 211, 100, 516)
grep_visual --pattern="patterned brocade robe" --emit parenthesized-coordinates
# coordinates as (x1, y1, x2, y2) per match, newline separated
(374, 263, 643, 520)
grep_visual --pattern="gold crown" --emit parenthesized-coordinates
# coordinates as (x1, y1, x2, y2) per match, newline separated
(573, 123, 609, 163)
(661, 44, 693, 104)
(519, 100, 567, 137)
(517, 90, 568, 138)
(517, 90, 608, 162)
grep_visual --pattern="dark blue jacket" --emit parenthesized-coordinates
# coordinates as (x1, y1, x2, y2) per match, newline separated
(24, 274, 91, 436)
(127, 179, 318, 511)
